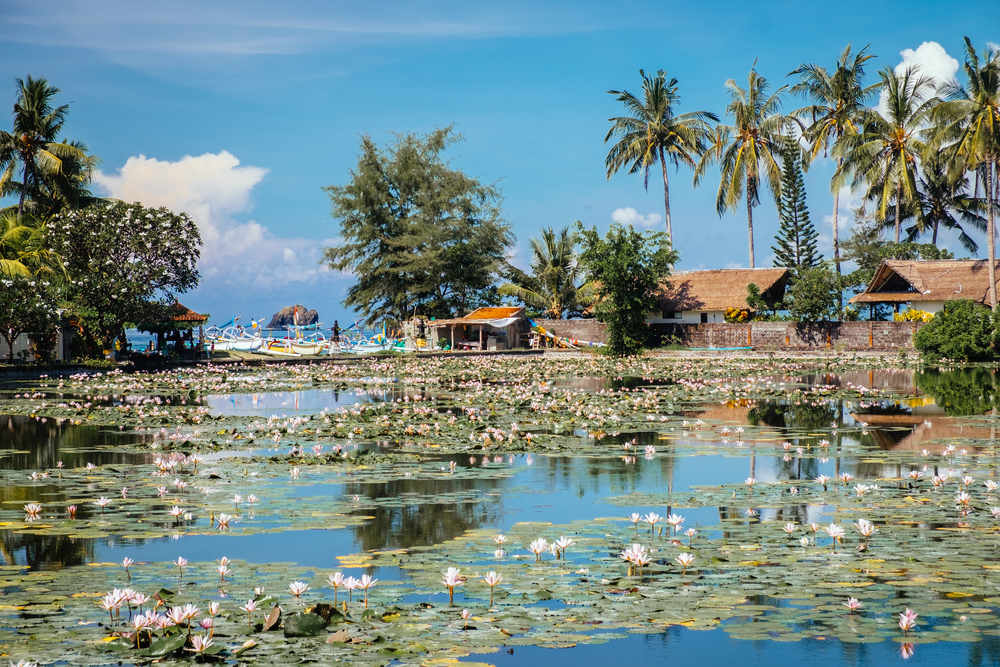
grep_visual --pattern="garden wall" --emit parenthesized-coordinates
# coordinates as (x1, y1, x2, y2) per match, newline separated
(530, 320, 924, 349)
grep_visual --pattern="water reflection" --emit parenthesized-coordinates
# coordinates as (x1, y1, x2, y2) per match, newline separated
(204, 387, 434, 415)
(0, 414, 153, 471)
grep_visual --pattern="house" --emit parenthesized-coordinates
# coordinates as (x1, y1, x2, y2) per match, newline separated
(427, 306, 528, 350)
(645, 268, 789, 324)
(849, 260, 1000, 313)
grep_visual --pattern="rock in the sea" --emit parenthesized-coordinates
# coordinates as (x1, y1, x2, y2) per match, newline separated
(268, 305, 319, 329)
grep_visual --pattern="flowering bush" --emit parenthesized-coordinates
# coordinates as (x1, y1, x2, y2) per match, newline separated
(724, 307, 751, 323)
(893, 308, 934, 323)
(0, 276, 61, 361)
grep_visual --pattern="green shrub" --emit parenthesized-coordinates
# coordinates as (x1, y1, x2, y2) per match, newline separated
(913, 299, 1000, 362)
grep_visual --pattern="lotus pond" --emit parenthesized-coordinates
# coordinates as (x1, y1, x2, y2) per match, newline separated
(3, 355, 1000, 666)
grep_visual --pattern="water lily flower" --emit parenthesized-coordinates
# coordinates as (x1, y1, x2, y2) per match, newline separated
(528, 538, 549, 560)
(343, 576, 360, 602)
(899, 608, 918, 633)
(441, 567, 464, 604)
(173, 556, 188, 578)
(217, 513, 233, 529)
(325, 572, 346, 606)
(247, 494, 259, 506)
(643, 512, 661, 536)
(358, 574, 378, 608)
(843, 597, 862, 612)
(243, 599, 258, 627)
(825, 523, 846, 551)
(666, 513, 685, 535)
(956, 491, 973, 507)
(290, 467, 301, 479)
(121, 557, 134, 580)
(555, 537, 574, 557)
(815, 475, 831, 490)
(67, 504, 77, 518)
(483, 571, 502, 607)
(94, 497, 112, 512)
(782, 522, 796, 535)
(288, 581, 310, 597)
(494, 534, 507, 546)
(169, 506, 183, 520)
(232, 494, 243, 508)
(186, 635, 213, 655)
(628, 513, 642, 533)
(674, 552, 695, 574)
(854, 519, 877, 545)
(217, 563, 230, 582)
(23, 504, 42, 519)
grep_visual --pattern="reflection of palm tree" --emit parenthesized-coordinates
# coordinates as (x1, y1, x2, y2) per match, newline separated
(499, 226, 594, 318)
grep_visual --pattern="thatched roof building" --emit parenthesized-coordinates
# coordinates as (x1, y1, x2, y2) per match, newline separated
(647, 268, 789, 324)
(427, 307, 527, 350)
(849, 260, 1000, 312)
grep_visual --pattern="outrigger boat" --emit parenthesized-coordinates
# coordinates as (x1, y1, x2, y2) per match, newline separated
(204, 317, 265, 352)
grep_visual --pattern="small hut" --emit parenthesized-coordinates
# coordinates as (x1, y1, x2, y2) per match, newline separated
(133, 302, 208, 354)
(428, 307, 526, 351)
(849, 259, 1000, 314)
(646, 268, 789, 324)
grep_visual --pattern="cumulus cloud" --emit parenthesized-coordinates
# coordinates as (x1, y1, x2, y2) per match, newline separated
(93, 151, 335, 293)
(896, 41, 960, 90)
(611, 207, 662, 228)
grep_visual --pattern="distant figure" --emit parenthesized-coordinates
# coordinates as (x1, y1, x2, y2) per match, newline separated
(417, 318, 426, 339)
(332, 320, 340, 343)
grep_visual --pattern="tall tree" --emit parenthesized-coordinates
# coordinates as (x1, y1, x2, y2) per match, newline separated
(0, 76, 87, 217)
(604, 69, 717, 248)
(835, 66, 938, 243)
(48, 202, 202, 352)
(772, 151, 820, 270)
(879, 153, 986, 253)
(695, 65, 789, 268)
(499, 226, 594, 319)
(789, 44, 882, 279)
(575, 222, 676, 356)
(323, 127, 513, 324)
(932, 38, 1000, 309)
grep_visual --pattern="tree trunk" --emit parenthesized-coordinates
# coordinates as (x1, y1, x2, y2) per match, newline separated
(989, 160, 997, 311)
(833, 158, 843, 313)
(658, 146, 672, 248)
(747, 186, 755, 268)
(894, 178, 901, 244)
(932, 219, 938, 246)
(17, 159, 28, 218)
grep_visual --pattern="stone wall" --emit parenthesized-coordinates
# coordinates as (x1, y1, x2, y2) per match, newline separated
(528, 320, 924, 349)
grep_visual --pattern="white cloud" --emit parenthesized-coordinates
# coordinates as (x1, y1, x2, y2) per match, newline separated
(93, 151, 336, 294)
(611, 207, 662, 228)
(896, 41, 959, 91)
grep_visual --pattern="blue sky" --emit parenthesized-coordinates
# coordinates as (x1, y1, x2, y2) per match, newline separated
(2, 0, 998, 327)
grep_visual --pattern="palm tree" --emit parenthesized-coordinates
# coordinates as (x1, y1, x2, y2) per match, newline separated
(0, 210, 59, 278)
(932, 38, 1000, 309)
(0, 75, 86, 217)
(695, 65, 789, 268)
(605, 70, 718, 248)
(879, 153, 986, 253)
(499, 226, 594, 319)
(835, 66, 938, 244)
(789, 44, 883, 279)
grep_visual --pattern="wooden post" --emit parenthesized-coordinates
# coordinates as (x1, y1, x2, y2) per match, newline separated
(450, 326, 455, 350)
(869, 322, 873, 348)
(747, 324, 751, 347)
(479, 326, 484, 350)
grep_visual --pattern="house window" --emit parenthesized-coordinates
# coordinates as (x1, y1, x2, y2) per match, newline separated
(661, 310, 682, 320)
(700, 313, 708, 323)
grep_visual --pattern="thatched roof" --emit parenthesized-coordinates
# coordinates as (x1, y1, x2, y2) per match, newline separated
(658, 268, 789, 312)
(429, 306, 525, 327)
(849, 260, 1000, 305)
(133, 302, 207, 333)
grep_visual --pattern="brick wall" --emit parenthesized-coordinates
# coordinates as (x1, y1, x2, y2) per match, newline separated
(651, 321, 923, 349)
(532, 319, 610, 345)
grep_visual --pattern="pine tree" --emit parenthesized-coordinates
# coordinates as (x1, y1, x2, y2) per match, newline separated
(772, 152, 820, 269)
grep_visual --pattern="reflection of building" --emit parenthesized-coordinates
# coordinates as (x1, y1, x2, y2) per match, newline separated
(851, 410, 989, 453)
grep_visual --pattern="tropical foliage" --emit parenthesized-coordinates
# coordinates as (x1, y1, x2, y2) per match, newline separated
(47, 202, 202, 352)
(499, 226, 594, 319)
(605, 69, 717, 247)
(695, 66, 790, 268)
(772, 150, 820, 271)
(323, 127, 513, 325)
(914, 298, 1000, 361)
(576, 222, 676, 355)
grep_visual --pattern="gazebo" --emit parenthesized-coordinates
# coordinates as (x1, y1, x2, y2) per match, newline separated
(133, 301, 208, 354)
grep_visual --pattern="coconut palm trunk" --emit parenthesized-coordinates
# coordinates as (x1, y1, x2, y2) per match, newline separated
(989, 161, 997, 310)
(658, 145, 672, 245)
(895, 177, 902, 243)
(747, 187, 755, 268)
